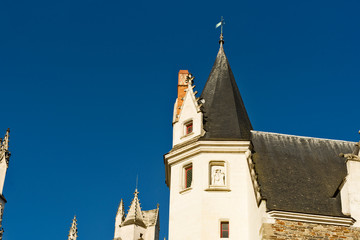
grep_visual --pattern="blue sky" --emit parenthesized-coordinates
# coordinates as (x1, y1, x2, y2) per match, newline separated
(1, 0, 359, 239)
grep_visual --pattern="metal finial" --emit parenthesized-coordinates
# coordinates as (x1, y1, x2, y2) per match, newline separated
(215, 16, 225, 45)
(135, 174, 138, 191)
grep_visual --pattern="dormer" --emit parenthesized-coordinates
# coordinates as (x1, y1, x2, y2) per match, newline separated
(172, 70, 204, 146)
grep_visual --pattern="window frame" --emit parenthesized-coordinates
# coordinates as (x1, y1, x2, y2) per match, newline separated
(186, 122, 193, 135)
(185, 165, 193, 189)
(183, 120, 193, 136)
(220, 221, 229, 238)
(209, 161, 227, 187)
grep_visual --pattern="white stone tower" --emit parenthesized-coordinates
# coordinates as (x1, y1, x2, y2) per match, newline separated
(68, 216, 78, 240)
(164, 39, 266, 239)
(0, 129, 10, 240)
(113, 189, 160, 240)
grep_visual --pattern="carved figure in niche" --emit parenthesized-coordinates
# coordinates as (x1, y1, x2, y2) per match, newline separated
(212, 166, 225, 186)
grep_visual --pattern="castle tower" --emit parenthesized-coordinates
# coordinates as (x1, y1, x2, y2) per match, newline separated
(164, 39, 264, 239)
(67, 216, 78, 240)
(0, 129, 10, 240)
(113, 189, 160, 240)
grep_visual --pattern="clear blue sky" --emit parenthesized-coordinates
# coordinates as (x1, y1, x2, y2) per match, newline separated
(1, 0, 359, 239)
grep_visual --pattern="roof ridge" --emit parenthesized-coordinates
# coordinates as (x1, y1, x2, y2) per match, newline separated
(251, 130, 356, 143)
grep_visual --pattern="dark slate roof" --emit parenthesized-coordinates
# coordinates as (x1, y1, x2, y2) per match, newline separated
(251, 131, 355, 217)
(200, 44, 252, 140)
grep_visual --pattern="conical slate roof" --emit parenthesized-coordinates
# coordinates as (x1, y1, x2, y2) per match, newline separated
(200, 43, 252, 140)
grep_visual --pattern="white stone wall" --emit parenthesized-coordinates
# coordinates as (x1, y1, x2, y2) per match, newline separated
(341, 159, 360, 227)
(144, 225, 158, 240)
(114, 217, 159, 240)
(117, 224, 146, 240)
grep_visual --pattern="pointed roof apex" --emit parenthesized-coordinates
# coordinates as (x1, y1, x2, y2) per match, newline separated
(200, 43, 252, 140)
(122, 189, 147, 228)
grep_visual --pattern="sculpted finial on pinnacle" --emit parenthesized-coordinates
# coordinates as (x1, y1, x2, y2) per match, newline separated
(185, 73, 195, 86)
(339, 131, 360, 161)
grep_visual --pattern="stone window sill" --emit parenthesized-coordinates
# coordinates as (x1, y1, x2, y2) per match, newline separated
(181, 132, 194, 139)
(205, 186, 231, 192)
(179, 187, 192, 194)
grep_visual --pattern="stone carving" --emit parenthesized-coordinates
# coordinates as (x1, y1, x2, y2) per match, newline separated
(211, 166, 225, 186)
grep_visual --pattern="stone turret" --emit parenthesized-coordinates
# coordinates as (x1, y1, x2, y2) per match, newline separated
(113, 189, 160, 240)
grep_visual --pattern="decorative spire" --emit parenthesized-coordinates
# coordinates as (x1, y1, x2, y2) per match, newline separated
(0, 129, 9, 153)
(114, 199, 125, 239)
(68, 216, 78, 240)
(122, 189, 146, 228)
(116, 199, 125, 222)
(0, 129, 10, 166)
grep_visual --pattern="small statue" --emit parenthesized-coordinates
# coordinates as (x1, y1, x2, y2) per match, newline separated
(212, 168, 225, 186)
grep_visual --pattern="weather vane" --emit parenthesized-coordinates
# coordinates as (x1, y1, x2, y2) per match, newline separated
(215, 16, 225, 43)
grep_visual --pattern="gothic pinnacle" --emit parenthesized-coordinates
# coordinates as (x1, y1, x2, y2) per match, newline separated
(67, 215, 78, 240)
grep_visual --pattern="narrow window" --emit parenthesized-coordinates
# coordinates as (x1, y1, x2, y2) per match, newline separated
(185, 121, 193, 135)
(221, 222, 229, 238)
(185, 165, 192, 188)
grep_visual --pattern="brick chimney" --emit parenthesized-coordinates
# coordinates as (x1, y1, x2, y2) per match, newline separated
(175, 70, 190, 119)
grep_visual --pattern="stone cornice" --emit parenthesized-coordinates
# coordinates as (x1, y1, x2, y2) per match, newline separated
(165, 140, 251, 165)
(164, 140, 251, 187)
(268, 210, 355, 226)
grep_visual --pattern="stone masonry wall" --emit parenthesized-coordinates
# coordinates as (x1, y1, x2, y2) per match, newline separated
(262, 219, 360, 240)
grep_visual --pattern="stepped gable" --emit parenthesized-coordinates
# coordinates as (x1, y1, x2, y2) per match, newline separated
(251, 130, 355, 217)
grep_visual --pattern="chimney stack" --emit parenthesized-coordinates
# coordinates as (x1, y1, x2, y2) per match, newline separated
(175, 70, 190, 120)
